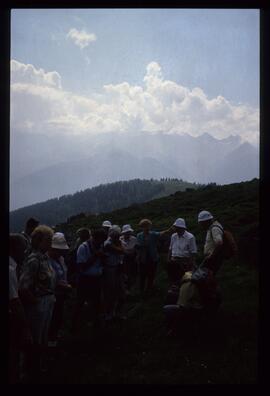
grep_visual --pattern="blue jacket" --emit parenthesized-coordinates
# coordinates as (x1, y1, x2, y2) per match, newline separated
(136, 231, 161, 262)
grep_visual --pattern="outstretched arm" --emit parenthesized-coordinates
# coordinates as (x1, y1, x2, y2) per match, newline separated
(159, 226, 174, 237)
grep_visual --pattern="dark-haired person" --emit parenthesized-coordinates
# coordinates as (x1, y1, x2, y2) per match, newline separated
(48, 233, 72, 346)
(75, 228, 91, 249)
(19, 225, 56, 377)
(66, 228, 91, 286)
(72, 228, 107, 334)
(136, 219, 173, 296)
(102, 220, 112, 238)
(21, 217, 39, 257)
(9, 234, 32, 383)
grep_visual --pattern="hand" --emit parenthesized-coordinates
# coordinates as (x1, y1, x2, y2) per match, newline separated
(61, 283, 72, 289)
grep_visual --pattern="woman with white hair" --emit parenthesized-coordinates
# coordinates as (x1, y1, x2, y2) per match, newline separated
(103, 225, 126, 321)
(19, 225, 56, 376)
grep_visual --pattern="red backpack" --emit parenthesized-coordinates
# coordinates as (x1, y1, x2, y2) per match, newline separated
(211, 224, 238, 259)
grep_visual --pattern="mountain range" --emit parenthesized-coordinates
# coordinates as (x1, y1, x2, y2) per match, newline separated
(10, 132, 259, 210)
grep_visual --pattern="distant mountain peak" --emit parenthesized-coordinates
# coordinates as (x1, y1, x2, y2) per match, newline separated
(198, 132, 215, 141)
(220, 134, 242, 144)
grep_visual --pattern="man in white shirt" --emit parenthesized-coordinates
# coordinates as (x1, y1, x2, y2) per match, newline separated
(198, 210, 224, 274)
(167, 218, 197, 285)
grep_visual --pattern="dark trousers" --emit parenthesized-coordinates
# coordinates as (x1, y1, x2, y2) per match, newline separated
(139, 260, 157, 292)
(167, 258, 194, 285)
(123, 254, 137, 289)
(203, 251, 224, 275)
(48, 294, 65, 341)
(72, 276, 102, 332)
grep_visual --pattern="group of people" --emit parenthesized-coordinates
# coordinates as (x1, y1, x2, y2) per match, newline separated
(9, 210, 226, 383)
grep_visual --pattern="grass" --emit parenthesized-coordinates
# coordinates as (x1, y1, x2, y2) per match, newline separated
(35, 179, 258, 384)
(38, 255, 258, 384)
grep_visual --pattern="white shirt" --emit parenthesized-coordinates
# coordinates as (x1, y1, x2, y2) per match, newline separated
(9, 257, 18, 300)
(169, 231, 197, 258)
(204, 220, 223, 256)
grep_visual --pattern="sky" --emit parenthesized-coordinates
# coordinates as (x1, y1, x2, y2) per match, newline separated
(10, 8, 260, 167)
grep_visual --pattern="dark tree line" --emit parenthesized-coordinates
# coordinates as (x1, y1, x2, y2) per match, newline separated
(10, 178, 199, 232)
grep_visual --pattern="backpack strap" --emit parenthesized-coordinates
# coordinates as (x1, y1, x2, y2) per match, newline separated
(210, 224, 224, 239)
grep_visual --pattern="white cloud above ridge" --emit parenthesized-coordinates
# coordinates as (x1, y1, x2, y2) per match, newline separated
(11, 59, 62, 89)
(10, 59, 259, 146)
(67, 28, 97, 49)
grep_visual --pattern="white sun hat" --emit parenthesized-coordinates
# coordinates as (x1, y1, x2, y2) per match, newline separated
(173, 218, 187, 229)
(102, 220, 112, 228)
(121, 224, 134, 234)
(51, 233, 69, 250)
(198, 210, 213, 222)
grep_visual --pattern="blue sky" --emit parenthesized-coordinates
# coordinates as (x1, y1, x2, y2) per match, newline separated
(11, 8, 259, 107)
(10, 8, 260, 208)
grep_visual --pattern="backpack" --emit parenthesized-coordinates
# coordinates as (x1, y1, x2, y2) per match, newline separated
(211, 225, 238, 259)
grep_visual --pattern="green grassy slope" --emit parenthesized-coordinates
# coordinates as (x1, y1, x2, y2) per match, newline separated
(60, 178, 258, 268)
(38, 179, 258, 384)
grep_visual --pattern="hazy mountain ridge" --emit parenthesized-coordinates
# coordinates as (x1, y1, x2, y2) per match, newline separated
(10, 178, 200, 232)
(10, 132, 258, 210)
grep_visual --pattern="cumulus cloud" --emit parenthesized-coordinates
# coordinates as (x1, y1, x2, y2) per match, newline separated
(10, 59, 259, 146)
(11, 59, 62, 88)
(67, 28, 96, 49)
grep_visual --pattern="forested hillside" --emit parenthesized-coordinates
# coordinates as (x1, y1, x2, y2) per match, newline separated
(10, 178, 200, 232)
(59, 178, 259, 268)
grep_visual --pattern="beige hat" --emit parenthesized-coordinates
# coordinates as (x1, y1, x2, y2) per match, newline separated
(51, 232, 69, 250)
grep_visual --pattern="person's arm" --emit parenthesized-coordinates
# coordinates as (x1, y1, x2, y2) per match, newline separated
(107, 242, 124, 254)
(159, 226, 174, 237)
(18, 258, 38, 304)
(188, 236, 198, 267)
(76, 243, 99, 272)
(167, 235, 173, 261)
(80, 253, 102, 272)
(205, 227, 223, 261)
(168, 248, 172, 262)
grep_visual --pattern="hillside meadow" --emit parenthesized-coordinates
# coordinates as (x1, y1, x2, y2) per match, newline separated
(34, 179, 258, 384)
